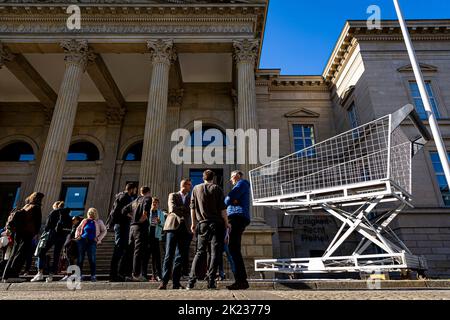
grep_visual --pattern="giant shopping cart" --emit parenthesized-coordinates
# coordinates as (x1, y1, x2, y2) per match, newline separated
(249, 104, 431, 274)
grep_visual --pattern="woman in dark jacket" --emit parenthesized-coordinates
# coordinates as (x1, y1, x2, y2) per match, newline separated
(2, 192, 44, 282)
(31, 201, 72, 282)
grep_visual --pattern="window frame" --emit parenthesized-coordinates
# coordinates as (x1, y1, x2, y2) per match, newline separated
(401, 76, 447, 120)
(408, 80, 442, 120)
(0, 142, 36, 162)
(347, 102, 359, 129)
(66, 142, 100, 162)
(289, 123, 316, 154)
(123, 141, 143, 162)
(428, 151, 450, 208)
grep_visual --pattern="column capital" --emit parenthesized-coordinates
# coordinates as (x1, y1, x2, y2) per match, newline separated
(147, 39, 177, 66)
(0, 42, 16, 68)
(60, 39, 96, 71)
(233, 39, 259, 66)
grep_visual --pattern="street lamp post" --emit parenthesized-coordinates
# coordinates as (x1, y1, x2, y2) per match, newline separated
(393, 0, 450, 187)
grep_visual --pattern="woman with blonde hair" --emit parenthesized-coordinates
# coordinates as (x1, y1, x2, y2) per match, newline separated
(31, 201, 72, 282)
(75, 208, 107, 282)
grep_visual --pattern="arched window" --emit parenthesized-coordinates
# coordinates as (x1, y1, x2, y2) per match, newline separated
(123, 141, 143, 161)
(188, 126, 228, 147)
(0, 142, 35, 162)
(67, 142, 100, 161)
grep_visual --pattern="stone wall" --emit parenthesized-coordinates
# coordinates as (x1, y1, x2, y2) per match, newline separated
(393, 212, 450, 278)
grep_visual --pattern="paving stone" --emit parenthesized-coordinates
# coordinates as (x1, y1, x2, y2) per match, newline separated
(1, 289, 449, 300)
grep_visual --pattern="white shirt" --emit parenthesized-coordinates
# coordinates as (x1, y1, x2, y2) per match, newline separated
(179, 191, 188, 205)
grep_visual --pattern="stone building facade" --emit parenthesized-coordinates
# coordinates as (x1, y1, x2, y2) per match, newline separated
(0, 1, 449, 278)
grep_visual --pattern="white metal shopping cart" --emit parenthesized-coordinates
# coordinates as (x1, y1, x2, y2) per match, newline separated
(249, 104, 431, 274)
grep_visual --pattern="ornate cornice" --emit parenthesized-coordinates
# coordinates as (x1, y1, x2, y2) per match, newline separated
(233, 39, 259, 65)
(0, 5, 265, 38)
(60, 39, 96, 70)
(255, 71, 328, 92)
(147, 39, 177, 66)
(0, 1, 266, 4)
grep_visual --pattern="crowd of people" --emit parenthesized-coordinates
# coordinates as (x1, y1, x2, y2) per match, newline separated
(0, 169, 251, 290)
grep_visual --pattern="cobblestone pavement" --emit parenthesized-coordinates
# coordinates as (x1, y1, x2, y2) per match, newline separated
(1, 289, 449, 300)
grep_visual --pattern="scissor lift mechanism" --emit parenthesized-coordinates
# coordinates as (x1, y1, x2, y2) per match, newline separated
(250, 105, 430, 274)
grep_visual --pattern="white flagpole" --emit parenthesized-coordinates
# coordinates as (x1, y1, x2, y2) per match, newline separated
(393, 0, 450, 187)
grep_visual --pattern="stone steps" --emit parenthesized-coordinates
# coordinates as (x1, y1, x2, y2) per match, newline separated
(2, 280, 450, 291)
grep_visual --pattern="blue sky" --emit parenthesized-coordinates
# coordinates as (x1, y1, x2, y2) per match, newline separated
(259, 0, 450, 75)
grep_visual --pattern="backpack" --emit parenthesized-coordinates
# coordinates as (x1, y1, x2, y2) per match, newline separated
(5, 207, 25, 234)
(83, 219, 97, 241)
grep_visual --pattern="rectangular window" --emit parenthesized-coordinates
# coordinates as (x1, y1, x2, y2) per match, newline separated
(430, 152, 450, 206)
(292, 124, 315, 153)
(409, 81, 441, 120)
(60, 184, 89, 217)
(348, 103, 359, 129)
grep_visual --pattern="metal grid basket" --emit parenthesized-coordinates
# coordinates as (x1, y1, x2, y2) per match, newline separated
(250, 105, 429, 208)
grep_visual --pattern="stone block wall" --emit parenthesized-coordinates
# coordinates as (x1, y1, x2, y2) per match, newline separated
(393, 212, 450, 278)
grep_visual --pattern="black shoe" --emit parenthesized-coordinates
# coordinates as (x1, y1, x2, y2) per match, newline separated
(227, 282, 249, 290)
(207, 282, 217, 290)
(186, 282, 195, 290)
(173, 285, 186, 290)
(109, 276, 124, 283)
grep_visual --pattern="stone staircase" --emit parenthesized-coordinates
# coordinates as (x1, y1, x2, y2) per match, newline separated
(18, 231, 235, 279)
(93, 231, 116, 275)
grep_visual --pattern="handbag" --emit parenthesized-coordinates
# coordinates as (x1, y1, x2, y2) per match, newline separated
(34, 230, 50, 257)
(0, 236, 8, 248)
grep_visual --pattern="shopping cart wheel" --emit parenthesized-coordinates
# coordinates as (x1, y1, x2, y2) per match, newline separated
(400, 269, 411, 280)
(417, 270, 427, 280)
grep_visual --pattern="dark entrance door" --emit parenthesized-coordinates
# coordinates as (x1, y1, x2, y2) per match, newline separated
(0, 183, 21, 227)
(189, 169, 224, 189)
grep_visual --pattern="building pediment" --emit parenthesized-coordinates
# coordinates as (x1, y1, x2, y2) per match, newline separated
(284, 108, 320, 118)
(397, 63, 438, 73)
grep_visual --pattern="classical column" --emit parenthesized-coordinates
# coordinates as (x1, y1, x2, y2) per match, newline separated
(233, 39, 266, 224)
(34, 40, 94, 212)
(139, 40, 176, 198)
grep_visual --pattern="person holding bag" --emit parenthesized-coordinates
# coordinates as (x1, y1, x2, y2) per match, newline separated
(75, 208, 107, 282)
(31, 201, 72, 282)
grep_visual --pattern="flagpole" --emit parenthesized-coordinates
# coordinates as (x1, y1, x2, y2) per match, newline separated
(393, 0, 450, 187)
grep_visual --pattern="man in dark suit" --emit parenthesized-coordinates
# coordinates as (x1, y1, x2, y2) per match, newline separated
(159, 179, 192, 290)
